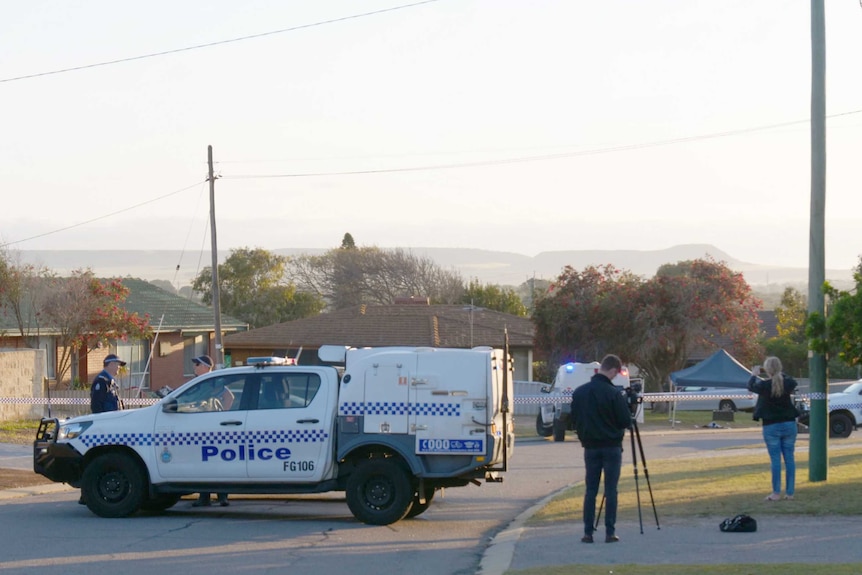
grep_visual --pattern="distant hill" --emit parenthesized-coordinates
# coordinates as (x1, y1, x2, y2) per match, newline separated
(17, 245, 852, 289)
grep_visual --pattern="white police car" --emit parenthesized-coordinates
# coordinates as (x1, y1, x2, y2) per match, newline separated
(35, 347, 514, 525)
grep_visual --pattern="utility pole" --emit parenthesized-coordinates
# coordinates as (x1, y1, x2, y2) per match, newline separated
(808, 0, 827, 481)
(208, 145, 225, 369)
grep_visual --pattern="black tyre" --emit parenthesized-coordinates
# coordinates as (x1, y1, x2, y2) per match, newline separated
(406, 486, 436, 518)
(139, 493, 182, 512)
(81, 453, 146, 518)
(718, 400, 737, 412)
(552, 416, 567, 442)
(345, 459, 413, 525)
(536, 413, 553, 437)
(829, 412, 853, 438)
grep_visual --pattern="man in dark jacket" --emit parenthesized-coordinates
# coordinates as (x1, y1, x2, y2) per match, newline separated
(570, 354, 632, 543)
(89, 353, 125, 413)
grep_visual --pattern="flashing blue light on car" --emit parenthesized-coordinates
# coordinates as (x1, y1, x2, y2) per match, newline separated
(565, 363, 575, 373)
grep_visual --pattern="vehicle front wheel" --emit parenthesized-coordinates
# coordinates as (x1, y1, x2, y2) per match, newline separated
(81, 453, 146, 518)
(536, 413, 553, 437)
(829, 412, 854, 438)
(346, 459, 413, 525)
(718, 400, 737, 412)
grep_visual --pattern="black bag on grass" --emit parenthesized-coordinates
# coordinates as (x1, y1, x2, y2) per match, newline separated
(719, 514, 757, 533)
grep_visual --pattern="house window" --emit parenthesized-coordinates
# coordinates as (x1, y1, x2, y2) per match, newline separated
(116, 340, 149, 391)
(184, 334, 209, 375)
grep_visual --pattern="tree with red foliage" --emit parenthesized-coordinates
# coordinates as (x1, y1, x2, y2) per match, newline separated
(40, 270, 151, 385)
(631, 259, 762, 391)
(532, 264, 643, 369)
(533, 259, 762, 391)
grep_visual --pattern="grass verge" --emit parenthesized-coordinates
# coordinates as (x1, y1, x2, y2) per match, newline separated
(513, 446, 862, 575)
(531, 447, 862, 522)
(0, 419, 40, 445)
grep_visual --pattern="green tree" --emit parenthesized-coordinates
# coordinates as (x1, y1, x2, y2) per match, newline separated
(809, 261, 862, 370)
(774, 287, 806, 341)
(460, 279, 528, 316)
(763, 287, 808, 377)
(192, 247, 325, 328)
(340, 233, 356, 249)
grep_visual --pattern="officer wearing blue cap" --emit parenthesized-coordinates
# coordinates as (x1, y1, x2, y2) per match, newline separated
(90, 353, 125, 413)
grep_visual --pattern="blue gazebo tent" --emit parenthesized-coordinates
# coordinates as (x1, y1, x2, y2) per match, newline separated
(670, 349, 751, 390)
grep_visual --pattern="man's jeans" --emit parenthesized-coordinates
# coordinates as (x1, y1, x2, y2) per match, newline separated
(583, 445, 623, 536)
(762, 420, 797, 496)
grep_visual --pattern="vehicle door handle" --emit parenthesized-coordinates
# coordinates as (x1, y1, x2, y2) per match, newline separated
(220, 420, 243, 426)
(297, 419, 319, 424)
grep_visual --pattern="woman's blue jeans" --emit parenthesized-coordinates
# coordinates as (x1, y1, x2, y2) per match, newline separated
(762, 421, 797, 496)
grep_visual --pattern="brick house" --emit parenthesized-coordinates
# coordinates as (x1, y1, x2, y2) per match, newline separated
(223, 301, 537, 381)
(0, 277, 247, 392)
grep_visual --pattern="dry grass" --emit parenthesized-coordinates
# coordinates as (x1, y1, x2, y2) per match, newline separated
(515, 445, 862, 575)
(531, 446, 862, 523)
(0, 419, 40, 445)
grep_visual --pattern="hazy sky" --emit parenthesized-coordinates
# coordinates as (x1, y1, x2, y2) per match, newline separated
(3, 0, 861, 271)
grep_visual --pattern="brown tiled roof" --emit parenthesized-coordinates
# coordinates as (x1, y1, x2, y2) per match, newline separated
(223, 304, 534, 349)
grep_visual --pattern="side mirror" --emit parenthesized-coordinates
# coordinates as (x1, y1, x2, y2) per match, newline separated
(161, 398, 179, 413)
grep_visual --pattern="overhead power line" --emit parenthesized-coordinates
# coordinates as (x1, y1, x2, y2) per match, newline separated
(0, 0, 442, 84)
(222, 108, 862, 180)
(0, 180, 205, 248)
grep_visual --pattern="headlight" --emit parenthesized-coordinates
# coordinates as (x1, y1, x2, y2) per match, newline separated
(58, 421, 93, 440)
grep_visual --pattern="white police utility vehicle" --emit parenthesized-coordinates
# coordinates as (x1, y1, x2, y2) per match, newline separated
(536, 361, 634, 441)
(34, 345, 514, 525)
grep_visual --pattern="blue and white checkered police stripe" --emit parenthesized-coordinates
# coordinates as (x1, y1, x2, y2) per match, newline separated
(411, 402, 459, 416)
(79, 428, 329, 449)
(247, 429, 329, 443)
(338, 401, 460, 416)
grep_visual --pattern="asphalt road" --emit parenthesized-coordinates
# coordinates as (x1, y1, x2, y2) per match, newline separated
(0, 428, 773, 575)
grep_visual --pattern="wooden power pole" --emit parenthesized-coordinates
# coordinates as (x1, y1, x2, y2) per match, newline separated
(207, 145, 225, 369)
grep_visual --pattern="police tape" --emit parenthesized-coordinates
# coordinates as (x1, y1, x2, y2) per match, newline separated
(512, 393, 825, 405)
(0, 392, 839, 408)
(0, 397, 158, 406)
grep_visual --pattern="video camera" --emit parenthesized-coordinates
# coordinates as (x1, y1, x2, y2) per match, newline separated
(621, 381, 643, 415)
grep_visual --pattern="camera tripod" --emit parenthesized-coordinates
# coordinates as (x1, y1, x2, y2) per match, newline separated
(596, 408, 660, 534)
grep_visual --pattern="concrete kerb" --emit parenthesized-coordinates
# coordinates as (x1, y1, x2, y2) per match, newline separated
(478, 481, 575, 575)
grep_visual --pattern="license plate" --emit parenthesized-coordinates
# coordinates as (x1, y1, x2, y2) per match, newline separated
(417, 438, 484, 454)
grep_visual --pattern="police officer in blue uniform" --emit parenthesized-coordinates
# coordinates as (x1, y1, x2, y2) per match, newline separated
(80, 353, 126, 505)
(89, 353, 125, 413)
(189, 355, 230, 507)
